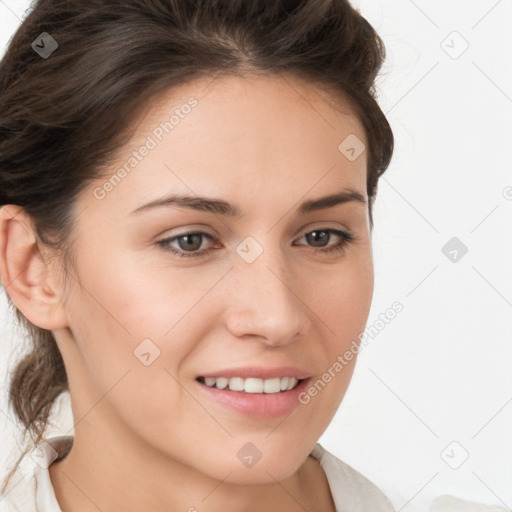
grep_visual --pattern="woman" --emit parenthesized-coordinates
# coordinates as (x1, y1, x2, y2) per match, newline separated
(0, 0, 394, 510)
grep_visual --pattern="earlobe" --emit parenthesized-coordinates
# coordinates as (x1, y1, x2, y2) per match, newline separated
(0, 205, 69, 330)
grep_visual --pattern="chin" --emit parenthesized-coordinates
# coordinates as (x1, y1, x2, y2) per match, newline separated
(217, 445, 307, 485)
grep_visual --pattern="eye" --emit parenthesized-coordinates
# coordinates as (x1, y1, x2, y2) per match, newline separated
(156, 231, 219, 258)
(295, 229, 355, 256)
(156, 228, 355, 259)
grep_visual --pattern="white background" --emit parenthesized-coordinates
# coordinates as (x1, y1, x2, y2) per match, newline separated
(1, 1, 511, 511)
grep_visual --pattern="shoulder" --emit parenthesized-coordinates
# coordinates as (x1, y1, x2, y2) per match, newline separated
(310, 442, 395, 512)
(0, 436, 73, 512)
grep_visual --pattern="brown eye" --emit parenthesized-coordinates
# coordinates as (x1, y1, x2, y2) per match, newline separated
(297, 229, 354, 256)
(156, 232, 218, 258)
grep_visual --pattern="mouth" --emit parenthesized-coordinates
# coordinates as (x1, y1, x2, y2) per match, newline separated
(195, 375, 311, 418)
(196, 375, 304, 394)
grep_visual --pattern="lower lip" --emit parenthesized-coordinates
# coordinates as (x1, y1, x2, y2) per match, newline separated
(195, 378, 312, 418)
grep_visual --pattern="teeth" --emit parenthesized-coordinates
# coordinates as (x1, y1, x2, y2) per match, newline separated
(214, 377, 228, 389)
(202, 376, 300, 393)
(229, 377, 245, 391)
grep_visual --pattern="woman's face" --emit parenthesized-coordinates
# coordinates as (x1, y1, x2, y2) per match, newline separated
(55, 72, 373, 483)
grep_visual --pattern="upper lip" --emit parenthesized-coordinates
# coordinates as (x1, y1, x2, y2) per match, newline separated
(198, 366, 312, 380)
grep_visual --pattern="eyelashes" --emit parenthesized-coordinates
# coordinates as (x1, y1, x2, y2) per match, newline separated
(156, 228, 355, 259)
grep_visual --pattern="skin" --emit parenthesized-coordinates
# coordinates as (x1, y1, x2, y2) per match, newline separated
(0, 72, 373, 512)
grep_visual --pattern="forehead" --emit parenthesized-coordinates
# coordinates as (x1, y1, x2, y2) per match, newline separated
(81, 72, 368, 218)
(141, 71, 366, 156)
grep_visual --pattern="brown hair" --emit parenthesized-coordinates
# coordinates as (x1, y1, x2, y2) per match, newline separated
(0, 0, 393, 492)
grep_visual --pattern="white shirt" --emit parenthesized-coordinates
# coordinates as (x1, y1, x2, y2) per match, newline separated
(0, 436, 395, 511)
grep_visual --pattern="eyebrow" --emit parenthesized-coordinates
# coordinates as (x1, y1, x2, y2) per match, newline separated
(131, 188, 367, 217)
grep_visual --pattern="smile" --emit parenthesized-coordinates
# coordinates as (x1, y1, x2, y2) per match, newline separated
(197, 376, 301, 393)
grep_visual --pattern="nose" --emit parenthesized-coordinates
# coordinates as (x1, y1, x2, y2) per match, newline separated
(223, 246, 311, 347)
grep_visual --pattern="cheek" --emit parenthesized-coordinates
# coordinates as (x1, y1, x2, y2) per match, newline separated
(61, 255, 194, 388)
(291, 252, 373, 413)
(62, 261, 211, 435)
(69, 246, 208, 332)
(64, 249, 228, 388)
(306, 252, 374, 343)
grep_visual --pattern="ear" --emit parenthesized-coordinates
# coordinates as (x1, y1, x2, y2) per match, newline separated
(0, 205, 69, 330)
